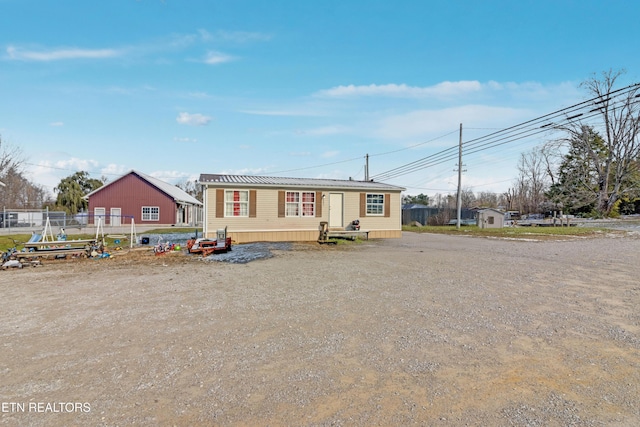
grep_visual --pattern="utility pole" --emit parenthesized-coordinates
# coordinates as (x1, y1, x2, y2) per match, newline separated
(456, 123, 463, 230)
(364, 154, 369, 181)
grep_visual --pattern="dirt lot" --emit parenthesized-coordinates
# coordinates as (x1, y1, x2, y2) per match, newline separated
(1, 231, 639, 426)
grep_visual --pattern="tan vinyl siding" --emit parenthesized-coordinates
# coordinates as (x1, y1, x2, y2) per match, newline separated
(204, 186, 402, 242)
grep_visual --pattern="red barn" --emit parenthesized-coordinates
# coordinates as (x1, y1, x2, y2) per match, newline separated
(86, 170, 202, 227)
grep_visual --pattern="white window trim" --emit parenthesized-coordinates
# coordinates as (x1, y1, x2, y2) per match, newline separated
(285, 191, 315, 217)
(225, 189, 249, 217)
(366, 193, 385, 216)
(142, 206, 160, 221)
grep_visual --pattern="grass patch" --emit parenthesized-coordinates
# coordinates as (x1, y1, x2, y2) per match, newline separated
(0, 228, 203, 252)
(141, 227, 202, 235)
(0, 234, 35, 252)
(330, 236, 367, 245)
(402, 224, 615, 239)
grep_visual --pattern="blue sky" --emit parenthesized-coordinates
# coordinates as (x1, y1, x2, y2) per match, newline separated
(1, 0, 639, 198)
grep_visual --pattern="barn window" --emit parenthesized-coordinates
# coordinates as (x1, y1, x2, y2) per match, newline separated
(488, 216, 494, 225)
(285, 191, 315, 217)
(225, 190, 249, 217)
(366, 193, 384, 215)
(142, 206, 159, 221)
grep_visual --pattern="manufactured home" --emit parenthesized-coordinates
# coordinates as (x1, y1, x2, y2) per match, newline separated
(198, 174, 405, 243)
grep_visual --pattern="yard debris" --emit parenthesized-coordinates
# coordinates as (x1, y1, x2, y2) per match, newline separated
(2, 260, 22, 270)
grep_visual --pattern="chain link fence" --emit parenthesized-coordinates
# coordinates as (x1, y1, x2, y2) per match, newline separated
(0, 209, 81, 232)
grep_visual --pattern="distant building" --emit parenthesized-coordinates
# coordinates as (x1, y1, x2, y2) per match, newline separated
(86, 170, 202, 226)
(477, 208, 505, 229)
(402, 204, 476, 226)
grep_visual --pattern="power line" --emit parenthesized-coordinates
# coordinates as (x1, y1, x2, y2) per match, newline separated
(264, 129, 460, 176)
(368, 129, 460, 158)
(370, 83, 640, 182)
(266, 156, 363, 175)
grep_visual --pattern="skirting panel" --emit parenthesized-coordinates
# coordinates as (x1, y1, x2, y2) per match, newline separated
(206, 229, 402, 243)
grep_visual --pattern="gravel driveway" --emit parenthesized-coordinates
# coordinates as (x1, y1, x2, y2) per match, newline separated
(1, 231, 639, 426)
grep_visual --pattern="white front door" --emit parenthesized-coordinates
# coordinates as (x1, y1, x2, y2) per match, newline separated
(110, 208, 121, 226)
(329, 193, 343, 228)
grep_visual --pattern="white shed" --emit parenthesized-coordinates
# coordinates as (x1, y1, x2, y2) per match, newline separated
(477, 208, 505, 229)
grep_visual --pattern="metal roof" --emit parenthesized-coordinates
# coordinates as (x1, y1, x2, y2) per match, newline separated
(135, 171, 202, 205)
(86, 170, 202, 205)
(198, 174, 405, 191)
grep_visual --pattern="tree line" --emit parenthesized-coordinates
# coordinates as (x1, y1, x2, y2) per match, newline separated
(2, 70, 639, 219)
(0, 149, 199, 215)
(403, 70, 640, 218)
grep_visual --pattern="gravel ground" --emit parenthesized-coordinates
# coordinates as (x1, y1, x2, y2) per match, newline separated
(1, 231, 639, 426)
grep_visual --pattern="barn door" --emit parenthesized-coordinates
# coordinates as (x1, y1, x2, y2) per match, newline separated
(94, 208, 105, 225)
(110, 208, 121, 226)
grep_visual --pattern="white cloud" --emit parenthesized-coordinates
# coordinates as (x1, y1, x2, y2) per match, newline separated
(197, 29, 214, 42)
(220, 167, 272, 176)
(203, 51, 234, 64)
(374, 105, 529, 140)
(105, 85, 157, 96)
(6, 45, 121, 61)
(214, 30, 272, 43)
(313, 80, 581, 104)
(176, 112, 213, 126)
(55, 157, 100, 171)
(187, 91, 211, 99)
(199, 29, 272, 43)
(289, 151, 312, 157)
(240, 109, 322, 117)
(315, 81, 483, 99)
(100, 163, 128, 177)
(173, 137, 197, 143)
(295, 125, 349, 136)
(321, 150, 340, 158)
(49, 122, 64, 127)
(149, 170, 191, 183)
(29, 157, 106, 194)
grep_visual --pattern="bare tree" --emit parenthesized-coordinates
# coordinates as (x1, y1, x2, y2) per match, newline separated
(0, 136, 23, 178)
(1, 165, 50, 208)
(512, 147, 552, 214)
(460, 187, 476, 209)
(556, 70, 640, 216)
(475, 191, 499, 208)
(176, 179, 203, 202)
(0, 135, 57, 209)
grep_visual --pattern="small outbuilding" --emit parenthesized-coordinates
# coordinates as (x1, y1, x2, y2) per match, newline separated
(477, 208, 506, 229)
(86, 170, 202, 227)
(198, 174, 405, 243)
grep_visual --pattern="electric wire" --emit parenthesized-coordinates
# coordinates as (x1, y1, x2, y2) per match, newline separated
(373, 95, 639, 181)
(370, 83, 640, 182)
(266, 129, 461, 176)
(373, 85, 640, 180)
